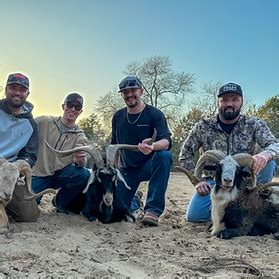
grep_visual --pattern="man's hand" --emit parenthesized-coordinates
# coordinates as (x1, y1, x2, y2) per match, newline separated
(138, 138, 154, 155)
(74, 151, 87, 166)
(195, 181, 211, 195)
(252, 152, 271, 175)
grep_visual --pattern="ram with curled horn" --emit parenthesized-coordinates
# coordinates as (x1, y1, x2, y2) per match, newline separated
(44, 129, 157, 223)
(0, 158, 56, 234)
(174, 150, 279, 239)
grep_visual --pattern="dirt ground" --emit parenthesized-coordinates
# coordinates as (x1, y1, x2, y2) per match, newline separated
(0, 173, 278, 278)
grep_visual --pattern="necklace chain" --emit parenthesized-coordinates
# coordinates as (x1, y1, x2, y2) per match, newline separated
(126, 106, 144, 124)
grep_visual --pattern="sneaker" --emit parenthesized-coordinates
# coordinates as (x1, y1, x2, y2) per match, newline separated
(141, 211, 159, 226)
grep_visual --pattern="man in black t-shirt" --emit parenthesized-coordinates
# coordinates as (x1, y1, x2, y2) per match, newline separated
(111, 75, 172, 226)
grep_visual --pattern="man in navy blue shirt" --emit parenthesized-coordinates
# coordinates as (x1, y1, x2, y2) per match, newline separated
(111, 75, 172, 226)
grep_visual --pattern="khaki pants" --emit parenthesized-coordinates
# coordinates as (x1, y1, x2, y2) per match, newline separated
(5, 182, 40, 222)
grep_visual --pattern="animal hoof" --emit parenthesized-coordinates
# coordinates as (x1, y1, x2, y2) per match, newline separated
(217, 230, 233, 239)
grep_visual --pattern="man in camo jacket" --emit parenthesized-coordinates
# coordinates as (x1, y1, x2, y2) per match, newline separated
(179, 82, 279, 222)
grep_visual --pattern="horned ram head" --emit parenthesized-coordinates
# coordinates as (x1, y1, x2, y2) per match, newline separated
(174, 150, 256, 189)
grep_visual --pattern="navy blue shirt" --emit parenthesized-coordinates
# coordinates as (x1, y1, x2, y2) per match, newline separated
(111, 104, 172, 172)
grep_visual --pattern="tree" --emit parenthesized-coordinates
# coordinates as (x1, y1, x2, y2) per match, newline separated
(171, 106, 204, 164)
(124, 56, 195, 110)
(256, 95, 279, 138)
(95, 88, 123, 124)
(96, 55, 195, 124)
(78, 113, 110, 149)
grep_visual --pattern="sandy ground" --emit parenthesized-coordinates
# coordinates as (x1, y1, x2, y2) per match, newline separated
(0, 173, 278, 278)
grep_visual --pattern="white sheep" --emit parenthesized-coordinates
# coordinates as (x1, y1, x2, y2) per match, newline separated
(0, 158, 56, 234)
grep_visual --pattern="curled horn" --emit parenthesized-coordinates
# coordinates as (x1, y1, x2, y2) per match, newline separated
(106, 128, 157, 168)
(23, 188, 57, 201)
(13, 160, 56, 200)
(44, 140, 105, 169)
(194, 150, 226, 180)
(14, 159, 33, 191)
(232, 153, 256, 188)
(173, 166, 200, 186)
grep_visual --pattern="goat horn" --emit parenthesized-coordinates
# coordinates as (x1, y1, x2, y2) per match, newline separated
(173, 166, 200, 186)
(14, 159, 33, 195)
(106, 128, 157, 167)
(23, 188, 57, 201)
(44, 140, 105, 169)
(258, 182, 279, 188)
(106, 144, 138, 167)
(232, 153, 256, 188)
(12, 160, 55, 201)
(194, 150, 226, 180)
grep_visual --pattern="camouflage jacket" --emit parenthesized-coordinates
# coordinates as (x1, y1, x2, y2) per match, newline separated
(179, 115, 279, 171)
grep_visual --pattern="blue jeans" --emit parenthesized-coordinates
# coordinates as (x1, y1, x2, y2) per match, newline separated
(186, 160, 277, 223)
(117, 150, 172, 217)
(32, 164, 90, 213)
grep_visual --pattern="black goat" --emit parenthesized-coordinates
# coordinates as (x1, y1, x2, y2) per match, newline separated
(81, 166, 133, 223)
(175, 150, 279, 239)
(45, 129, 157, 224)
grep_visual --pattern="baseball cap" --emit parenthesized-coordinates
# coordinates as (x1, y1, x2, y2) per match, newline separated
(64, 93, 83, 107)
(118, 75, 142, 92)
(218, 83, 243, 97)
(6, 73, 29, 89)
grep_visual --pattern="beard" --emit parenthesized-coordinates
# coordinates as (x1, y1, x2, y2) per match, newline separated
(219, 107, 241, 120)
(125, 96, 139, 108)
(6, 98, 25, 108)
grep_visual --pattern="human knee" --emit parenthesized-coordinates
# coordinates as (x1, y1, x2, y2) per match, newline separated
(153, 150, 172, 165)
(186, 208, 211, 223)
(257, 160, 277, 183)
(73, 167, 90, 184)
(186, 193, 212, 223)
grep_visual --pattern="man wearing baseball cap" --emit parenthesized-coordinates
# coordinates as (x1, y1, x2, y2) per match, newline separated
(179, 82, 278, 224)
(32, 92, 90, 214)
(110, 75, 172, 226)
(0, 73, 40, 223)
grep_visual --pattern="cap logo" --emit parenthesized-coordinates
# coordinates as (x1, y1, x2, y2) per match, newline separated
(223, 83, 237, 92)
(14, 74, 25, 78)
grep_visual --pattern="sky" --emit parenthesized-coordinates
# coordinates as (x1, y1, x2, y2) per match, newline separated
(0, 0, 278, 118)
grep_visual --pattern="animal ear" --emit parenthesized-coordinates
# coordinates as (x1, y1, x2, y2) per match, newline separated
(96, 169, 102, 183)
(240, 167, 251, 177)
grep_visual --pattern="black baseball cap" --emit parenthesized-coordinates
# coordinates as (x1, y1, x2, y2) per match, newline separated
(64, 93, 83, 107)
(218, 82, 243, 97)
(6, 73, 29, 89)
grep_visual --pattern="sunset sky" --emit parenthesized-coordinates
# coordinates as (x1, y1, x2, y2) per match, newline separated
(0, 0, 278, 118)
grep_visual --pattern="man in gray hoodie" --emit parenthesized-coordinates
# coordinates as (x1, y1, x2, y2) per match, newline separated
(0, 73, 39, 222)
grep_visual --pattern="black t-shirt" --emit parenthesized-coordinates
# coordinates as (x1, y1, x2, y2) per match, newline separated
(111, 104, 172, 172)
(217, 116, 237, 134)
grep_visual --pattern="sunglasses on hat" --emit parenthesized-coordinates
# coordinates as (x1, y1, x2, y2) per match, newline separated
(118, 78, 142, 92)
